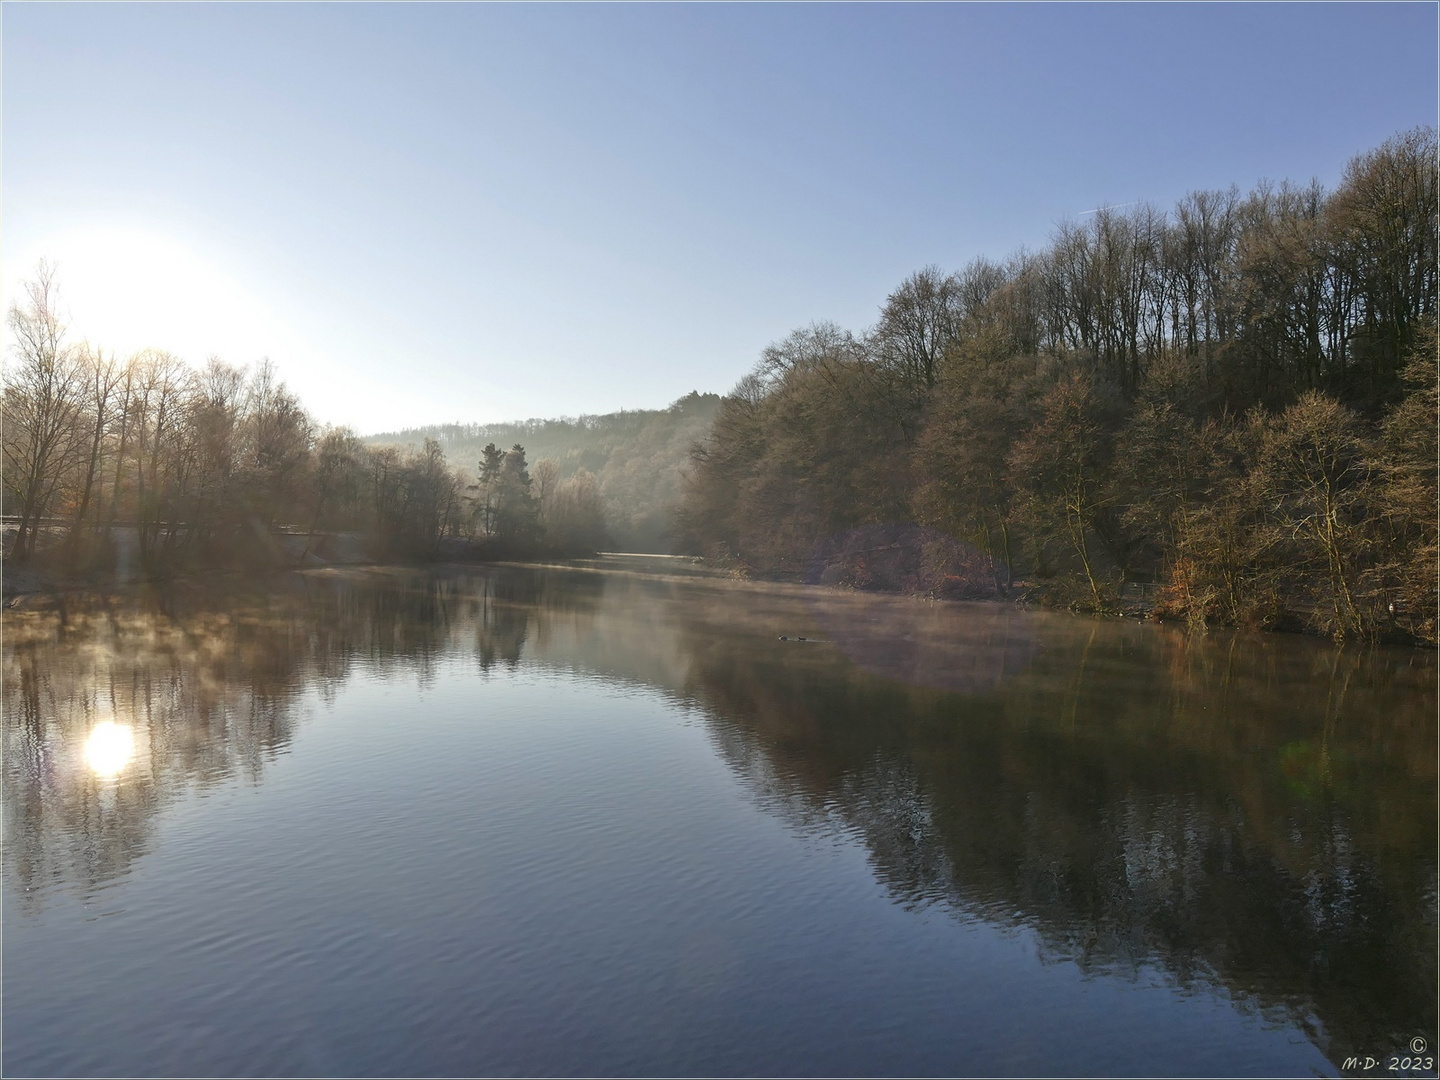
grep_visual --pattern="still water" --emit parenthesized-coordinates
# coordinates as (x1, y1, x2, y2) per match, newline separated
(4, 559, 1435, 1077)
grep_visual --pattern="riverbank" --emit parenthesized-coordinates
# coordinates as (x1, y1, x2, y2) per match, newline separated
(1, 529, 621, 607)
(695, 540, 1436, 648)
(2, 527, 377, 604)
(5, 545, 1432, 648)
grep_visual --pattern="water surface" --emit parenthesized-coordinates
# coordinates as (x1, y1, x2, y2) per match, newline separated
(4, 559, 1435, 1076)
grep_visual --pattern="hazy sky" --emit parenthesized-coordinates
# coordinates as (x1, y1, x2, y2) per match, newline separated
(5, 3, 1435, 434)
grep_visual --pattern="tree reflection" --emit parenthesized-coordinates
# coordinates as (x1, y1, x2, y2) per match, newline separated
(673, 598, 1436, 1070)
(1, 566, 601, 910)
(3, 563, 1433, 1071)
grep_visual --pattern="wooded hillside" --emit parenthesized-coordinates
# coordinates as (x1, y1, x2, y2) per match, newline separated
(367, 391, 721, 552)
(680, 128, 1437, 643)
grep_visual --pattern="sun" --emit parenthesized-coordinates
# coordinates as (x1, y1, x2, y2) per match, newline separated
(3, 223, 405, 431)
(5, 226, 289, 366)
(84, 719, 136, 779)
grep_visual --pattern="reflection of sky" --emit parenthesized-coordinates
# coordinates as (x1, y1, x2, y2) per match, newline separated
(5, 664, 1337, 1078)
(805, 592, 1040, 695)
(2, 566, 1432, 1077)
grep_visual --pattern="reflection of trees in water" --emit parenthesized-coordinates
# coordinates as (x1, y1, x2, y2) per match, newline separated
(1, 567, 605, 910)
(5, 566, 1433, 1068)
(5, 591, 315, 914)
(677, 603, 1436, 1068)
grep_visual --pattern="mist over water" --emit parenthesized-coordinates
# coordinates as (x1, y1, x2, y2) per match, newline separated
(4, 559, 1434, 1077)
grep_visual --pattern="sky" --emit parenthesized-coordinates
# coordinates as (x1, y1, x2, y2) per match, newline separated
(4, 3, 1436, 435)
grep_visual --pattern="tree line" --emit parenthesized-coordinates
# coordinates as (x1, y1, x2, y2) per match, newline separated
(2, 266, 606, 576)
(680, 128, 1437, 643)
(369, 390, 722, 553)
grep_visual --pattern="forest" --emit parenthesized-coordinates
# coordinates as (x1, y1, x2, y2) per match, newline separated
(680, 128, 1437, 643)
(368, 392, 721, 553)
(5, 128, 1435, 644)
(1, 277, 611, 577)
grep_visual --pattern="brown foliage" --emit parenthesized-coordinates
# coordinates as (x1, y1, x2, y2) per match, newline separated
(682, 129, 1436, 642)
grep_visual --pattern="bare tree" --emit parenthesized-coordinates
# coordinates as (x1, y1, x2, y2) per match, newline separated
(1330, 126, 1439, 387)
(1254, 392, 1374, 638)
(872, 266, 965, 407)
(65, 346, 127, 564)
(2, 263, 86, 562)
(1008, 371, 1116, 608)
(532, 458, 561, 528)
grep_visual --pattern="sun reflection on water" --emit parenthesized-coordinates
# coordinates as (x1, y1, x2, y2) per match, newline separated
(84, 720, 135, 779)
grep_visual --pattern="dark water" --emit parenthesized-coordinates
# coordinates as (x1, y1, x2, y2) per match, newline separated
(3, 559, 1435, 1077)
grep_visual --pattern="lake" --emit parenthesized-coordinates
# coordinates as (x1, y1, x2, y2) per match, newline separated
(4, 558, 1435, 1077)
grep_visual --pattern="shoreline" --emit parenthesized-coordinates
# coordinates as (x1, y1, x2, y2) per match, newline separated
(4, 554, 1433, 650)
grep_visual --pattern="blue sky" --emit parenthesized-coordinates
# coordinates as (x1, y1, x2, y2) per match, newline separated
(5, 3, 1435, 434)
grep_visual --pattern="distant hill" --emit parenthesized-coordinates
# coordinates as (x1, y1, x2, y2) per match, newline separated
(366, 391, 722, 553)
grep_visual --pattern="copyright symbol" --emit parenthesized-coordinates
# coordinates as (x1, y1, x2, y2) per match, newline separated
(1411, 1037, 1428, 1054)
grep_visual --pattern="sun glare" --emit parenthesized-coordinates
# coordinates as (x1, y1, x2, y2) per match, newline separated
(6, 227, 293, 366)
(84, 720, 136, 780)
